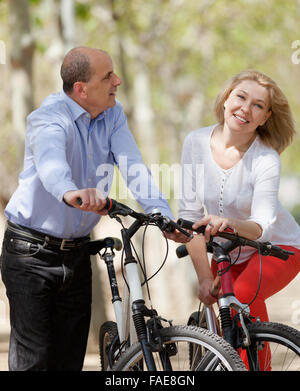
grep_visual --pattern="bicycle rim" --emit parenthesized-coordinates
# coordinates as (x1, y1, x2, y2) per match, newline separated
(111, 325, 246, 371)
(244, 322, 300, 371)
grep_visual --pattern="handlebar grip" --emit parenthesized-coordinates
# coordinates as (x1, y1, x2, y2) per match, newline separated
(176, 244, 189, 258)
(77, 196, 114, 211)
(177, 218, 206, 234)
(104, 197, 114, 211)
(269, 247, 292, 261)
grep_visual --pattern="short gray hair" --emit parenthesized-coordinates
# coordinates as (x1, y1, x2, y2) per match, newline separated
(60, 48, 92, 93)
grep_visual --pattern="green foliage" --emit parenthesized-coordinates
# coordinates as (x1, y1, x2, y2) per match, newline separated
(30, 0, 44, 5)
(75, 2, 91, 20)
(291, 204, 300, 225)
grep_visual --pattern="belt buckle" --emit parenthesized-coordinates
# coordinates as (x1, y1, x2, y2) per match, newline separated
(60, 239, 73, 251)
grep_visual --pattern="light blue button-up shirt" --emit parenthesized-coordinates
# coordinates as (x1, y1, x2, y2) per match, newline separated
(5, 91, 173, 238)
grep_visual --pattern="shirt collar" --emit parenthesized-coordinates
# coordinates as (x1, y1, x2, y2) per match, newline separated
(61, 90, 106, 122)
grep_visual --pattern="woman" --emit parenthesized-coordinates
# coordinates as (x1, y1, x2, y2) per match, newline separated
(179, 69, 300, 327)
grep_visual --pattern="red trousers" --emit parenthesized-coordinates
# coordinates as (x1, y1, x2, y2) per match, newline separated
(211, 245, 300, 369)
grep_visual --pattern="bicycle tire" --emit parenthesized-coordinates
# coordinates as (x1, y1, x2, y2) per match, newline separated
(99, 321, 119, 370)
(244, 322, 300, 371)
(111, 325, 246, 371)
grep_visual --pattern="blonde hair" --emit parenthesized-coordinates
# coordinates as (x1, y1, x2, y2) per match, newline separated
(214, 69, 296, 154)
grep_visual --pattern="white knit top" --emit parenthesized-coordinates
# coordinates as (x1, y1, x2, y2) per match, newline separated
(178, 125, 300, 263)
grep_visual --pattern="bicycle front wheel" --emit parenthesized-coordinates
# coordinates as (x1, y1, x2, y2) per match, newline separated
(244, 322, 300, 371)
(111, 325, 246, 371)
(99, 321, 119, 370)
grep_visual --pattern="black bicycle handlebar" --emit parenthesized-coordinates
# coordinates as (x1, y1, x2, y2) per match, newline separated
(104, 197, 193, 238)
(177, 218, 206, 234)
(176, 218, 294, 261)
(76, 197, 193, 238)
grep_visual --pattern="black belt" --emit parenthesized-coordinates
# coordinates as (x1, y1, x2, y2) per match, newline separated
(6, 221, 90, 251)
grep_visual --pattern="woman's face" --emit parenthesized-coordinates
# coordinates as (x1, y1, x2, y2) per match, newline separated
(223, 80, 272, 135)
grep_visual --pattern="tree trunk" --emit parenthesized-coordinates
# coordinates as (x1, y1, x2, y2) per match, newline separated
(46, 0, 76, 92)
(9, 0, 34, 164)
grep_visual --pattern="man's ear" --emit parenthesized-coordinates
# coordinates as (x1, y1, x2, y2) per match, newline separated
(73, 81, 87, 99)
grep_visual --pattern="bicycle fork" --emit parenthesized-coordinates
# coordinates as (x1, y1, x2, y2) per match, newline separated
(101, 250, 125, 343)
(121, 228, 158, 371)
(214, 245, 251, 348)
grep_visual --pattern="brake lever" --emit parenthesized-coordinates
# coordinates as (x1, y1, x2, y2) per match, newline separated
(164, 218, 194, 238)
(108, 207, 133, 217)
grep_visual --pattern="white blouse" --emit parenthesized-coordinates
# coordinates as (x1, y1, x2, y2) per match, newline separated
(178, 125, 300, 263)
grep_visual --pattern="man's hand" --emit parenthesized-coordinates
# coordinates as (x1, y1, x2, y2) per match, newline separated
(63, 188, 108, 215)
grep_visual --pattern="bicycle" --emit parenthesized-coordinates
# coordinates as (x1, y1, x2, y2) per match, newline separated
(83, 197, 247, 371)
(176, 218, 300, 371)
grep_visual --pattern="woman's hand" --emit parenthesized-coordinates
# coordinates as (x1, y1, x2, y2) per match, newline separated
(193, 214, 232, 241)
(163, 230, 192, 243)
(193, 214, 263, 241)
(197, 278, 219, 305)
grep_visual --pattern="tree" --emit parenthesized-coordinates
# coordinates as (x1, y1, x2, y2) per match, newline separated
(9, 0, 34, 154)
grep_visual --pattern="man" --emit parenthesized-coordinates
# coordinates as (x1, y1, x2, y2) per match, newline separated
(1, 47, 186, 371)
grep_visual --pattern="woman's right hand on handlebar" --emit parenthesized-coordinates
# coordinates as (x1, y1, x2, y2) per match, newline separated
(63, 188, 108, 215)
(164, 230, 192, 244)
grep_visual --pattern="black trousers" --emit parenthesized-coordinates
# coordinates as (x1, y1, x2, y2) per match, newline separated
(0, 228, 92, 371)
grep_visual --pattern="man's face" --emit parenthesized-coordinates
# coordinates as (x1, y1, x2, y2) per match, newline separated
(84, 52, 122, 117)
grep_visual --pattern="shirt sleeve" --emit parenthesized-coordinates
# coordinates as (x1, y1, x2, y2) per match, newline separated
(247, 152, 281, 242)
(27, 108, 78, 202)
(110, 104, 174, 219)
(178, 133, 206, 222)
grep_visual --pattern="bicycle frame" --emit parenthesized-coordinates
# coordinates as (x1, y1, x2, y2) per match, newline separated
(204, 244, 251, 348)
(100, 218, 163, 371)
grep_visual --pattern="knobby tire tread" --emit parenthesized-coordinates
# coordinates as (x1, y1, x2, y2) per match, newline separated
(111, 325, 246, 371)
